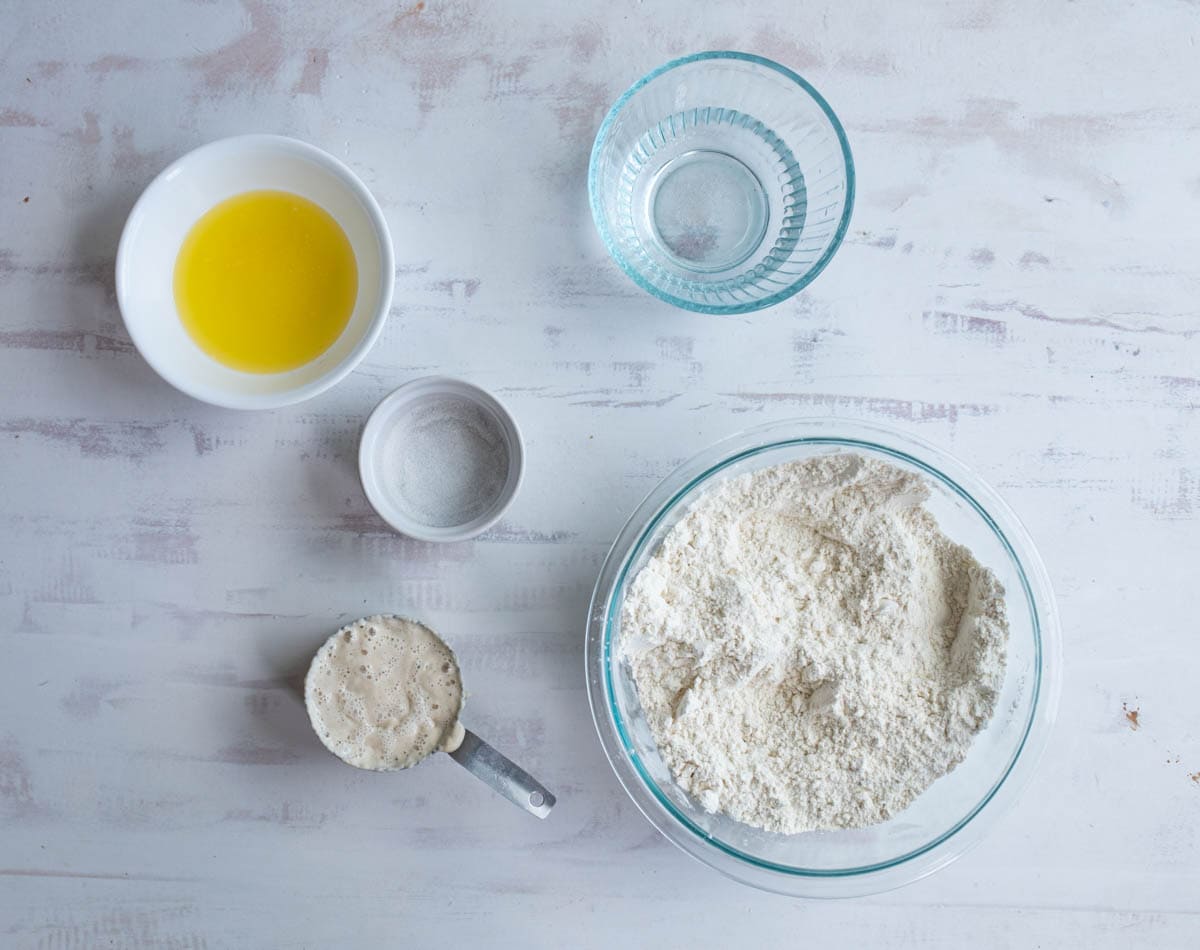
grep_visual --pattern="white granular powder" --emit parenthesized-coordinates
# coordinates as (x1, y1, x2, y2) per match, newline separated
(388, 396, 509, 527)
(620, 454, 1009, 834)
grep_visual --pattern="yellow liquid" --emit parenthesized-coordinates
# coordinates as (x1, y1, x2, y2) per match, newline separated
(174, 190, 357, 374)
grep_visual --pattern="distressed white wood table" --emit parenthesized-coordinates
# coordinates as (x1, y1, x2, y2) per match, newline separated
(2, 1, 1198, 946)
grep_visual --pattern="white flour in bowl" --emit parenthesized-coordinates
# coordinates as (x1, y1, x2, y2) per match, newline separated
(620, 454, 1009, 833)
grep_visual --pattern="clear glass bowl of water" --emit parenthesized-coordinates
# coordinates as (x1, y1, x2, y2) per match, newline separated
(588, 52, 855, 314)
(585, 419, 1062, 896)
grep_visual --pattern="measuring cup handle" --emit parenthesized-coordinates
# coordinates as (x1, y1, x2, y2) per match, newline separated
(446, 728, 556, 819)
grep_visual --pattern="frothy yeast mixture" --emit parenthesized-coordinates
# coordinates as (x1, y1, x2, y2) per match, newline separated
(305, 615, 465, 770)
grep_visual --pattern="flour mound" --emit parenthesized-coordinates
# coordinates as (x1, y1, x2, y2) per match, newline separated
(620, 454, 1009, 834)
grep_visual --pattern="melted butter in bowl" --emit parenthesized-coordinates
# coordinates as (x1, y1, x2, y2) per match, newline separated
(174, 189, 358, 374)
(305, 615, 465, 770)
(115, 134, 394, 410)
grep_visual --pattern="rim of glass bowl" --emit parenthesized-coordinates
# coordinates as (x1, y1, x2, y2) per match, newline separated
(587, 51, 856, 316)
(585, 418, 1062, 897)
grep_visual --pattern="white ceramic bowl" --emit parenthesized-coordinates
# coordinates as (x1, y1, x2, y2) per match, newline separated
(359, 377, 525, 543)
(115, 134, 394, 410)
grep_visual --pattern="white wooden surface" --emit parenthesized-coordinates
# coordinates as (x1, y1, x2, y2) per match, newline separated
(2, 1, 1199, 946)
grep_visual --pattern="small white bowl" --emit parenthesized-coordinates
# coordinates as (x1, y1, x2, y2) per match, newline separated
(116, 134, 395, 410)
(359, 377, 525, 543)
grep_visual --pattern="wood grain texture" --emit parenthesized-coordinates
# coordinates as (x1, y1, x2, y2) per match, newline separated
(2, 0, 1199, 946)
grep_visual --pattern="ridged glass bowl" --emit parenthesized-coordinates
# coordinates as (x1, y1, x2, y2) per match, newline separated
(585, 419, 1061, 897)
(588, 52, 854, 314)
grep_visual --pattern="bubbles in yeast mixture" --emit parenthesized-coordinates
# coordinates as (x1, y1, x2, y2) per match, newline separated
(304, 615, 464, 770)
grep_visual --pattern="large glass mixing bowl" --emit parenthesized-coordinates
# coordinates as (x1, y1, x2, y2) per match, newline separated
(585, 419, 1061, 896)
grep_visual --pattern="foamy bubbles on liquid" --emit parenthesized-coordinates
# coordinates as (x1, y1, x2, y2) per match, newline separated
(304, 615, 464, 770)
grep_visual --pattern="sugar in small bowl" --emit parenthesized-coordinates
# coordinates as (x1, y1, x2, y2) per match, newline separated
(359, 377, 524, 543)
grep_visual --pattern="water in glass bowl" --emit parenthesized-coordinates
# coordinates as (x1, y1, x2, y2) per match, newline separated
(590, 53, 853, 314)
(631, 120, 800, 276)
